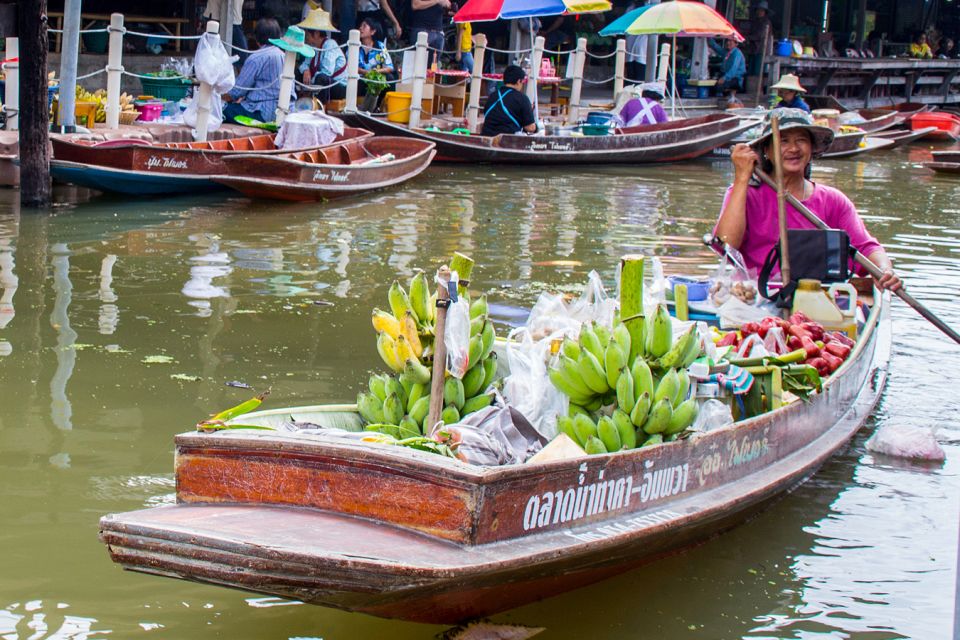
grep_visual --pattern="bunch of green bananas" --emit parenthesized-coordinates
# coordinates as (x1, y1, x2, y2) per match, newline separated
(549, 304, 702, 453)
(359, 272, 499, 435)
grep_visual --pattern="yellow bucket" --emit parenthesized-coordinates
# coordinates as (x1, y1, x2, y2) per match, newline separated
(385, 91, 412, 124)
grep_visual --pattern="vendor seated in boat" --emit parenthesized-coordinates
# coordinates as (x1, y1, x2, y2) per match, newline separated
(616, 81, 669, 127)
(480, 65, 538, 137)
(298, 8, 348, 105)
(770, 74, 810, 113)
(713, 108, 901, 291)
(357, 17, 395, 107)
(223, 19, 300, 125)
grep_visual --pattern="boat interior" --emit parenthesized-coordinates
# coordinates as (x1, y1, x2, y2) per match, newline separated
(163, 134, 278, 151)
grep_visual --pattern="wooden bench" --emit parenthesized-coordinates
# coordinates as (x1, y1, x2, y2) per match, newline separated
(49, 12, 191, 53)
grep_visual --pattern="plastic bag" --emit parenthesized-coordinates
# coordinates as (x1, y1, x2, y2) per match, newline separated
(501, 327, 568, 440)
(525, 271, 615, 341)
(568, 270, 616, 327)
(183, 32, 235, 135)
(736, 333, 771, 359)
(762, 326, 788, 356)
(443, 271, 471, 379)
(718, 295, 779, 329)
(436, 396, 548, 465)
(865, 425, 946, 462)
(690, 399, 733, 433)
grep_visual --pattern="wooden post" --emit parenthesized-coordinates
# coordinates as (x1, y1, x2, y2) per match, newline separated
(3, 38, 18, 131)
(613, 38, 626, 98)
(56, 0, 81, 132)
(194, 21, 220, 142)
(619, 255, 645, 362)
(18, 0, 50, 207)
(467, 33, 486, 132)
(754, 26, 771, 106)
(104, 13, 125, 130)
(344, 29, 360, 113)
(567, 37, 586, 124)
(526, 35, 545, 106)
(427, 266, 451, 430)
(276, 48, 297, 125)
(409, 31, 429, 129)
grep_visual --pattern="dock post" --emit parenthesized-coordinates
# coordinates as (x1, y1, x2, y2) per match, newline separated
(567, 37, 586, 124)
(527, 35, 545, 107)
(344, 29, 360, 113)
(467, 33, 486, 132)
(18, 1, 50, 207)
(56, 0, 81, 132)
(104, 13, 125, 130)
(408, 31, 428, 129)
(194, 21, 220, 142)
(2, 38, 18, 130)
(276, 46, 297, 125)
(614, 38, 626, 97)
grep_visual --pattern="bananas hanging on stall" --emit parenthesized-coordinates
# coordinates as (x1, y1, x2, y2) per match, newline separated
(74, 85, 138, 123)
(548, 305, 703, 453)
(360, 270, 499, 436)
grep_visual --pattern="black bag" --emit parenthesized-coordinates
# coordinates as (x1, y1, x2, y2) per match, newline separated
(758, 228, 855, 308)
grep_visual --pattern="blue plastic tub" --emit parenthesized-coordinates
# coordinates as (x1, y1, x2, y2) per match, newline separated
(668, 276, 710, 302)
(586, 111, 615, 126)
(775, 39, 794, 57)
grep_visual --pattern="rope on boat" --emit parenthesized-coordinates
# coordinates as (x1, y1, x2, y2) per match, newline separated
(124, 29, 203, 40)
(48, 27, 110, 34)
(583, 76, 615, 85)
(232, 75, 281, 90)
(384, 44, 416, 54)
(224, 41, 257, 53)
(542, 47, 575, 56)
(295, 78, 346, 91)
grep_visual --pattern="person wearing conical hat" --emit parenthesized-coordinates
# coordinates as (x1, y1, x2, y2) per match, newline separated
(223, 19, 301, 124)
(297, 8, 348, 105)
(713, 108, 901, 292)
(770, 73, 810, 113)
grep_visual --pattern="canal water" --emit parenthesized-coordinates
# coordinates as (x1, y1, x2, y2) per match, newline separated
(0, 146, 957, 639)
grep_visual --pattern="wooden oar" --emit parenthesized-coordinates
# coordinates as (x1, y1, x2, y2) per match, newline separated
(427, 266, 451, 431)
(770, 114, 791, 286)
(754, 167, 960, 345)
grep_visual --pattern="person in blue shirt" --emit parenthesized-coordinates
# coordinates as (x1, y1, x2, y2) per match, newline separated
(770, 73, 811, 112)
(298, 8, 348, 104)
(223, 19, 300, 124)
(715, 38, 745, 98)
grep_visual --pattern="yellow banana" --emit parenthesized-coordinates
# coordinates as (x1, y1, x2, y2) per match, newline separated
(402, 311, 423, 358)
(377, 332, 403, 372)
(394, 333, 414, 366)
(372, 308, 402, 339)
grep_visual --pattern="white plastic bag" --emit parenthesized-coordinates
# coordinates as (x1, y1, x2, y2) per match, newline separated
(525, 271, 615, 341)
(183, 32, 235, 135)
(501, 327, 568, 440)
(865, 425, 946, 462)
(443, 271, 471, 379)
(690, 399, 733, 433)
(568, 270, 617, 328)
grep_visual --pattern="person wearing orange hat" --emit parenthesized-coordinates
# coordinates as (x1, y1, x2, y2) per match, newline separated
(770, 74, 810, 113)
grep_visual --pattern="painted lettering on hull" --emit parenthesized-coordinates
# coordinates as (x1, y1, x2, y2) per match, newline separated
(312, 169, 351, 183)
(145, 156, 190, 171)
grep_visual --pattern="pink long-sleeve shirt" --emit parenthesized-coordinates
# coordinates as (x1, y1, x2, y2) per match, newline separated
(715, 181, 882, 276)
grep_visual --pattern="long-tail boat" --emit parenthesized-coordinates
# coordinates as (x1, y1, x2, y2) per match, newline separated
(335, 112, 754, 164)
(97, 289, 890, 624)
(211, 137, 436, 202)
(49, 128, 373, 195)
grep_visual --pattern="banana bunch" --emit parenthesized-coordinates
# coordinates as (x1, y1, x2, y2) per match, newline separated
(75, 85, 110, 122)
(361, 271, 499, 434)
(548, 304, 704, 453)
(119, 93, 137, 114)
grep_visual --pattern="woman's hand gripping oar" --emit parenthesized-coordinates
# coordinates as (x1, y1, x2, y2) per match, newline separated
(753, 167, 960, 346)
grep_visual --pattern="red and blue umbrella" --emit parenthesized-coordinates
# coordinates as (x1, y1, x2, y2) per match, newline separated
(454, 0, 609, 23)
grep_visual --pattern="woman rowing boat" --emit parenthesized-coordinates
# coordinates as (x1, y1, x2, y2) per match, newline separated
(714, 108, 902, 292)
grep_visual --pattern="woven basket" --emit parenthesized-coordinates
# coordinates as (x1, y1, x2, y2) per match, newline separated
(119, 110, 140, 125)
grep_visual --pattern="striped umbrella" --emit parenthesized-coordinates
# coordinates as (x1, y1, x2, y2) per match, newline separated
(454, 0, 610, 23)
(617, 0, 743, 39)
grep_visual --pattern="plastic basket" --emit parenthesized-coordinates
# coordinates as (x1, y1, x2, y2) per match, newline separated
(139, 76, 192, 102)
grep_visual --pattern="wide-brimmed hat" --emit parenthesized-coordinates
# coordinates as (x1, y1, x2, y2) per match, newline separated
(749, 108, 835, 157)
(269, 26, 316, 56)
(642, 81, 666, 99)
(770, 73, 806, 93)
(297, 8, 339, 33)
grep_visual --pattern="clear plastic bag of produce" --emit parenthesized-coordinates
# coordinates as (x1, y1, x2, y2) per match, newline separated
(501, 327, 568, 440)
(717, 295, 779, 329)
(183, 32, 235, 134)
(443, 271, 471, 379)
(736, 333, 772, 359)
(762, 325, 789, 355)
(434, 394, 549, 465)
(526, 270, 615, 341)
(690, 399, 734, 433)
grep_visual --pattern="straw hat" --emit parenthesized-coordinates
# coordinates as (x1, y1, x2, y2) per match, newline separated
(770, 73, 806, 93)
(749, 108, 835, 157)
(269, 25, 317, 56)
(297, 8, 339, 33)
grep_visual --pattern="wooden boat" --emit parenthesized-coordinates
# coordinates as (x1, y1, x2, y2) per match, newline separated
(336, 112, 755, 164)
(924, 161, 960, 175)
(210, 137, 436, 202)
(98, 292, 890, 624)
(928, 150, 960, 163)
(821, 134, 896, 158)
(804, 95, 908, 132)
(869, 126, 938, 147)
(49, 128, 373, 195)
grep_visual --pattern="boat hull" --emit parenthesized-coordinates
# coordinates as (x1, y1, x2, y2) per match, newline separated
(211, 137, 437, 201)
(49, 128, 373, 195)
(99, 296, 890, 623)
(338, 112, 754, 164)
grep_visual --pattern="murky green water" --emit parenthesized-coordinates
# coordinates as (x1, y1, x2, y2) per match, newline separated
(0, 147, 957, 639)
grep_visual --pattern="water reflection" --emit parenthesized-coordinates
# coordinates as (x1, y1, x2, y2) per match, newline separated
(98, 254, 118, 335)
(182, 233, 233, 317)
(50, 244, 76, 432)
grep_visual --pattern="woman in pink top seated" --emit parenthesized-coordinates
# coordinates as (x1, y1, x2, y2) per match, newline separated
(714, 108, 901, 291)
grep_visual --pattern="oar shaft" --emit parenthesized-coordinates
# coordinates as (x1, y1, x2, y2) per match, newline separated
(755, 168, 960, 345)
